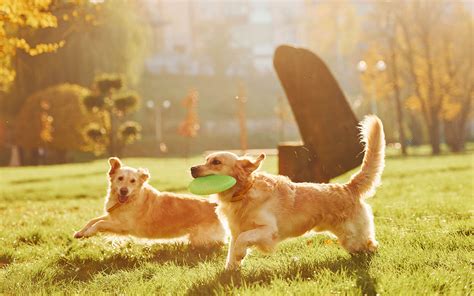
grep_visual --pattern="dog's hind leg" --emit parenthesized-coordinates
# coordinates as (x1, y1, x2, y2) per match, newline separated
(189, 222, 226, 246)
(337, 203, 378, 253)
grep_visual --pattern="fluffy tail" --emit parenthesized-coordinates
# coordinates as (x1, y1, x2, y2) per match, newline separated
(348, 115, 386, 198)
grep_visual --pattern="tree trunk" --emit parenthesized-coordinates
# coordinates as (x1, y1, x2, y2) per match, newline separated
(184, 137, 190, 160)
(445, 89, 472, 152)
(428, 118, 441, 155)
(30, 148, 40, 166)
(8, 145, 21, 167)
(388, 45, 407, 156)
(115, 141, 124, 158)
(394, 94, 407, 155)
(55, 149, 67, 164)
(407, 112, 424, 146)
(444, 119, 466, 153)
(108, 113, 116, 156)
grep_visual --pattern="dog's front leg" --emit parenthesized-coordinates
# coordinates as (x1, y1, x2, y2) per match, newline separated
(225, 226, 277, 270)
(225, 236, 237, 269)
(82, 220, 124, 238)
(74, 215, 109, 238)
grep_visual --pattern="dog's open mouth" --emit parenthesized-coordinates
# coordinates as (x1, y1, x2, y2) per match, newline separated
(118, 194, 128, 203)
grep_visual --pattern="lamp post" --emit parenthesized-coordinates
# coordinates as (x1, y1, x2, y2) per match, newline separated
(357, 59, 386, 114)
(236, 82, 248, 154)
(146, 99, 171, 155)
(160, 100, 171, 153)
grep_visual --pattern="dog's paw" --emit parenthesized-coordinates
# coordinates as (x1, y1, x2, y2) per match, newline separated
(73, 231, 84, 239)
(225, 261, 241, 270)
(367, 239, 378, 252)
(82, 228, 98, 238)
(225, 254, 245, 270)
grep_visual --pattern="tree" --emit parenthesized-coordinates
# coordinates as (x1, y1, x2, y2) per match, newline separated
(395, 0, 473, 154)
(15, 84, 99, 164)
(0, 0, 65, 92)
(1, 0, 148, 116)
(359, 47, 393, 113)
(83, 74, 141, 156)
(178, 89, 200, 158)
(364, 3, 409, 155)
(303, 0, 362, 91)
(366, 0, 473, 154)
(441, 4, 473, 152)
(0, 0, 150, 162)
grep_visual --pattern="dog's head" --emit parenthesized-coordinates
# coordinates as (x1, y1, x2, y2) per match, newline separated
(190, 152, 265, 183)
(107, 157, 150, 203)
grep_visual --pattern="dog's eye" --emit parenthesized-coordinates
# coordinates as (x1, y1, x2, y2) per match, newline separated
(118, 176, 124, 181)
(211, 159, 221, 165)
(130, 179, 136, 183)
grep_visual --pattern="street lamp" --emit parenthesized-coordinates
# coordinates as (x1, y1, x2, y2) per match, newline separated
(376, 60, 386, 72)
(357, 60, 367, 72)
(160, 100, 171, 153)
(146, 100, 155, 109)
(146, 99, 172, 154)
(357, 59, 386, 114)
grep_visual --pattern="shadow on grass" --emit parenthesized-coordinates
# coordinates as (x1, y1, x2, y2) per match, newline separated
(187, 253, 377, 296)
(0, 253, 13, 269)
(53, 243, 223, 282)
(455, 228, 474, 237)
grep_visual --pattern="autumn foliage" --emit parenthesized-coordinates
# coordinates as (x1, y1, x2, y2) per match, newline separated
(0, 0, 65, 92)
(178, 89, 200, 138)
(362, 0, 473, 154)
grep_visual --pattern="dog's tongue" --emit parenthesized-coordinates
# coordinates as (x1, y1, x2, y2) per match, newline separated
(118, 195, 128, 203)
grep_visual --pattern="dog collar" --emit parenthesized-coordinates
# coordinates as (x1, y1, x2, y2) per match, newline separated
(231, 180, 254, 202)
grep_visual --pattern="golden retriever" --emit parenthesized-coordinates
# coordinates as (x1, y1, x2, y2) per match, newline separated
(191, 115, 385, 269)
(74, 157, 225, 246)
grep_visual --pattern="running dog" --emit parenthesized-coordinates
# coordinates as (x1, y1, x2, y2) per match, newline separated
(190, 116, 385, 269)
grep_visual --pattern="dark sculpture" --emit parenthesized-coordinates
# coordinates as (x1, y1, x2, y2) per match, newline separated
(273, 45, 364, 183)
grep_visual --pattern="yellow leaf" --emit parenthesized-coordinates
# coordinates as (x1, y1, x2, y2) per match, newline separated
(405, 95, 421, 111)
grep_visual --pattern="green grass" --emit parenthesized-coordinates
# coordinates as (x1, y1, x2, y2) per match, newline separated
(0, 152, 473, 295)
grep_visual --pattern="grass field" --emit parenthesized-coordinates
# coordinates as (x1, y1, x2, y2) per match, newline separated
(0, 151, 473, 295)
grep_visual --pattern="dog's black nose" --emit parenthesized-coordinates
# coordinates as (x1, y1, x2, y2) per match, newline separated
(190, 166, 199, 178)
(119, 188, 128, 196)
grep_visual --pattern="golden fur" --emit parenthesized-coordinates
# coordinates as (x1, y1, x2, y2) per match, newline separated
(191, 115, 385, 269)
(74, 157, 225, 246)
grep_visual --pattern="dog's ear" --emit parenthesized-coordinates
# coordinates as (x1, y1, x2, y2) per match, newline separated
(137, 168, 150, 182)
(238, 153, 266, 174)
(108, 157, 122, 176)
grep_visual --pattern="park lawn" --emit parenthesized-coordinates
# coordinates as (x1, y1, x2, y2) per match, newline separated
(0, 152, 472, 295)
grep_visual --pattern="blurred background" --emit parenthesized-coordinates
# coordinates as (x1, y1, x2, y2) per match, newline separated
(0, 0, 472, 166)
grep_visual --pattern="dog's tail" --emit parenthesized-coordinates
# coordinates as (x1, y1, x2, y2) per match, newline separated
(347, 115, 385, 199)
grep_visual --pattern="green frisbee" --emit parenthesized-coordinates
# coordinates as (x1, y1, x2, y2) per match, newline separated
(189, 175, 237, 195)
